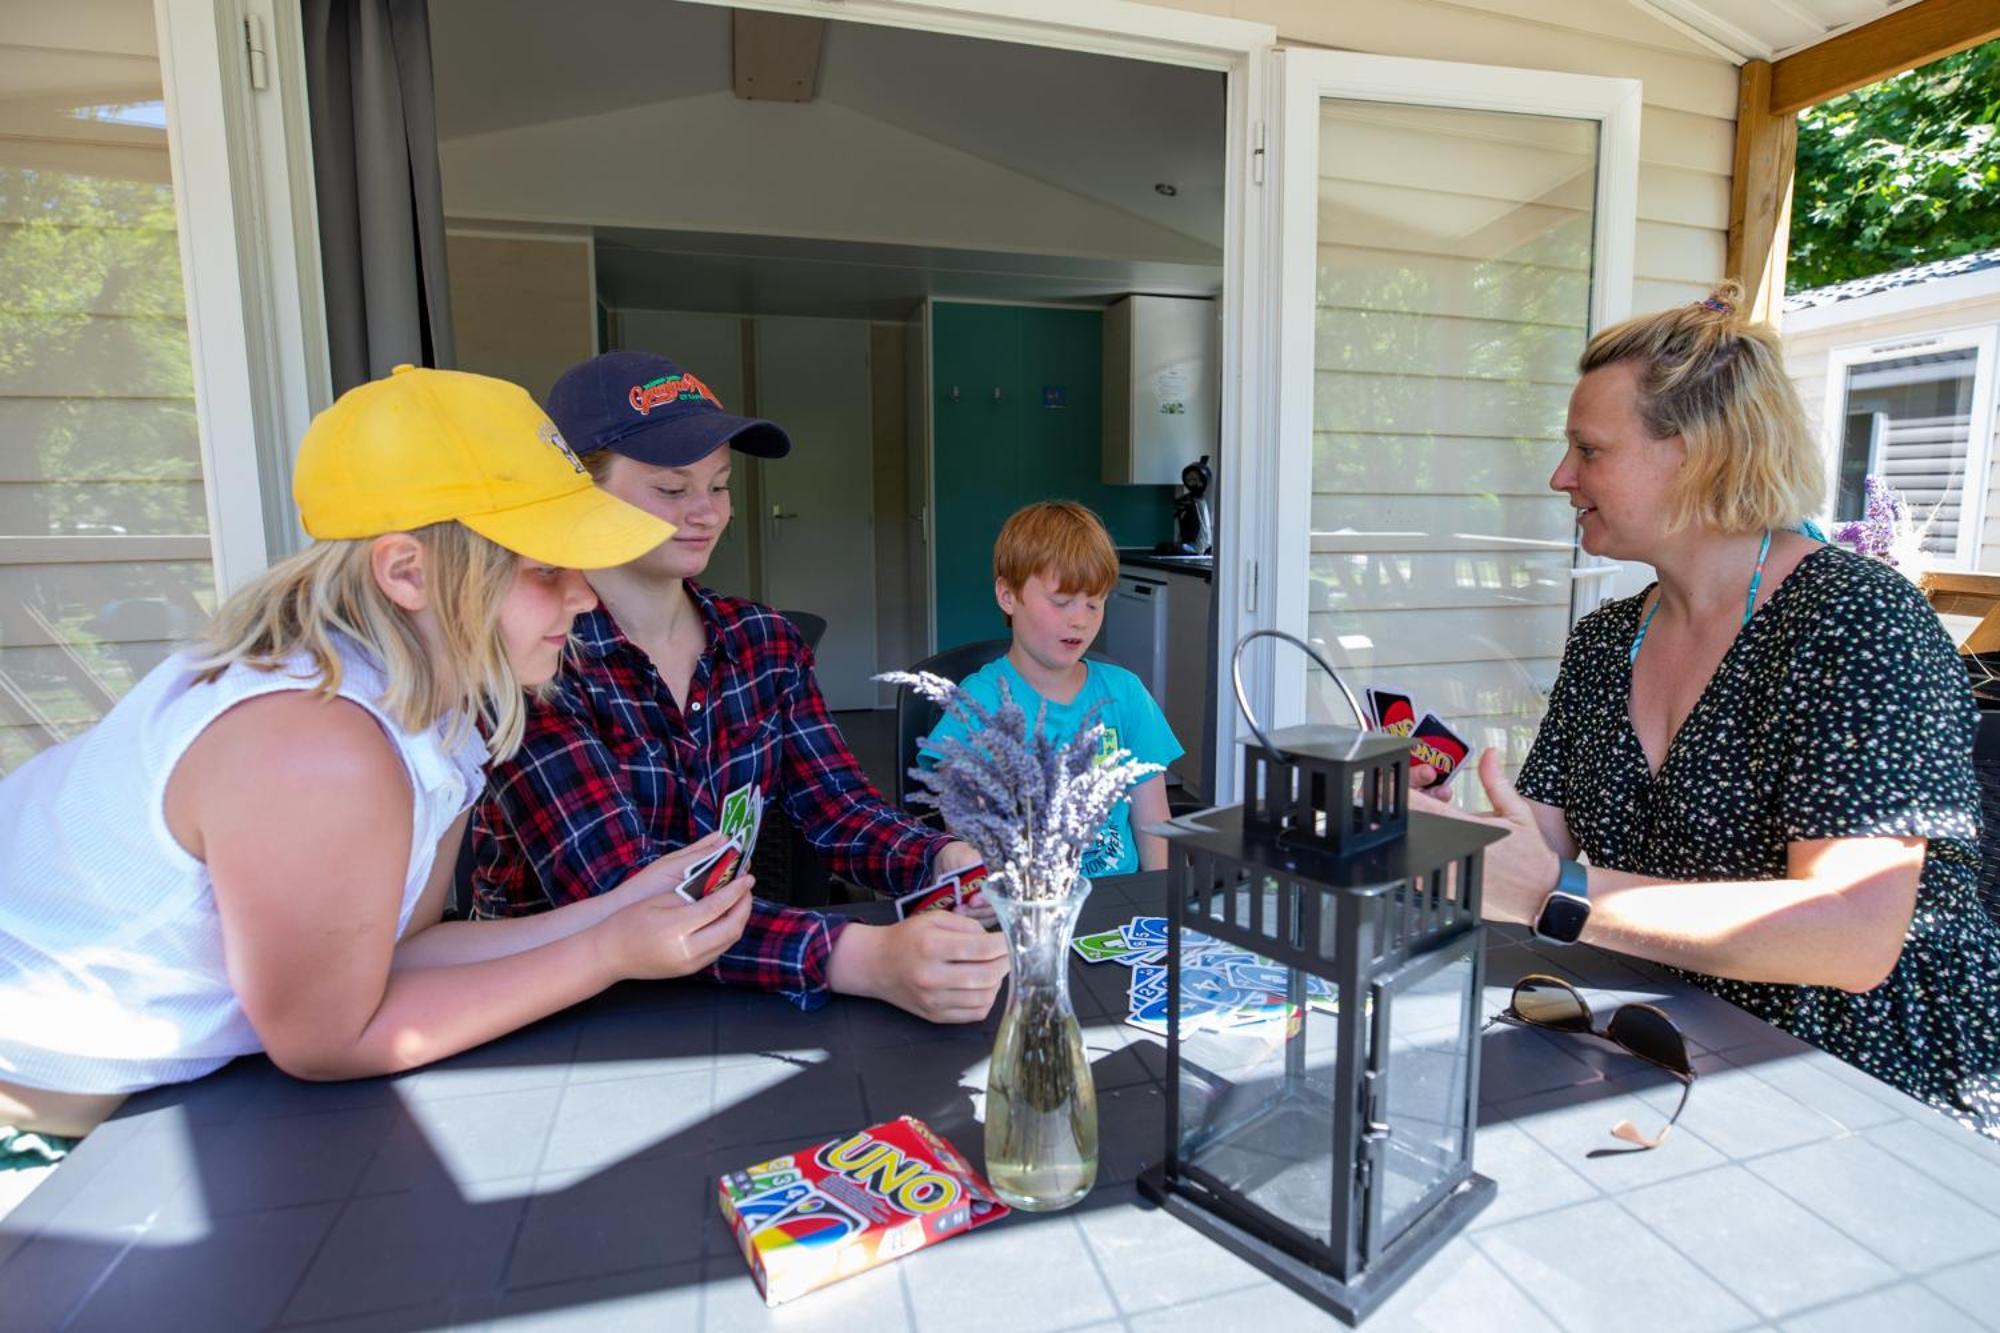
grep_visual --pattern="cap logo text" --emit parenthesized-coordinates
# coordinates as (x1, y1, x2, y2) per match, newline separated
(629, 372, 722, 416)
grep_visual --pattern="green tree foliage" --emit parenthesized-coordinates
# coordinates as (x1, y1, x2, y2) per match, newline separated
(1789, 41, 2000, 292)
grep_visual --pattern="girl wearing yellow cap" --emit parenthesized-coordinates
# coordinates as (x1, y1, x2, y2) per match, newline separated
(0, 367, 753, 1140)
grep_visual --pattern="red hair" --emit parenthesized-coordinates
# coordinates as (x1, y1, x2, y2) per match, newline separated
(993, 501, 1119, 598)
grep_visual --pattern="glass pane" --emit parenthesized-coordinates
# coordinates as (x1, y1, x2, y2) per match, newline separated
(0, 6, 214, 774)
(1175, 873, 1342, 1249)
(1373, 940, 1475, 1247)
(1834, 347, 1977, 561)
(1306, 100, 1598, 786)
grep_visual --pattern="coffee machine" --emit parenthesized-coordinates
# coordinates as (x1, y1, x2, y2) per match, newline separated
(1167, 454, 1213, 556)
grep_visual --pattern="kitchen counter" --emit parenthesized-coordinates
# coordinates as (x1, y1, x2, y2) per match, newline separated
(1115, 549, 1213, 581)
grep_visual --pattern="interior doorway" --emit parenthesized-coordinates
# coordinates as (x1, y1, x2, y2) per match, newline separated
(426, 0, 1229, 771)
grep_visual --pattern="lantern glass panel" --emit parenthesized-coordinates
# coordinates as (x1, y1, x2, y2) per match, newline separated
(1372, 933, 1478, 1248)
(1174, 873, 1343, 1248)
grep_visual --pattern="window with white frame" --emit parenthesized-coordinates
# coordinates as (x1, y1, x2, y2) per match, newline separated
(1826, 328, 2000, 571)
(0, 4, 217, 774)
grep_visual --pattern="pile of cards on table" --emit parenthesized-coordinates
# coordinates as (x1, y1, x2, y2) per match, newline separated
(1364, 685, 1472, 782)
(1073, 916, 1335, 1036)
(675, 779, 765, 899)
(717, 1115, 1007, 1305)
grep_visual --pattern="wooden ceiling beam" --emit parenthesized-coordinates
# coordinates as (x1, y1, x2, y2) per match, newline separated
(1770, 0, 2000, 116)
(732, 11, 827, 104)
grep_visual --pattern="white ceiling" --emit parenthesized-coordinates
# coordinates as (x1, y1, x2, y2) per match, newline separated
(1624, 0, 1924, 63)
(591, 226, 1223, 321)
(428, 0, 1226, 250)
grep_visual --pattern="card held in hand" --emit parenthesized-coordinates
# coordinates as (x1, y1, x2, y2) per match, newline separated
(1409, 712, 1471, 780)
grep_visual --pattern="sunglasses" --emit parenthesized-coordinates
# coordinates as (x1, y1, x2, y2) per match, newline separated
(1492, 974, 1694, 1149)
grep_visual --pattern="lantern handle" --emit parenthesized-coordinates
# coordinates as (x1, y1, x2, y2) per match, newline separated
(1229, 628, 1369, 760)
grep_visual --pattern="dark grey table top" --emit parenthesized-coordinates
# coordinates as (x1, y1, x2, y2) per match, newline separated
(5, 873, 2000, 1332)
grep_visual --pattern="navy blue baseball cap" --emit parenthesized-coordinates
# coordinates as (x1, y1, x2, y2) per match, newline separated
(544, 350, 792, 466)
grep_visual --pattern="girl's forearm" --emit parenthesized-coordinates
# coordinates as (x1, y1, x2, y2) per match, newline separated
(391, 886, 628, 971)
(289, 929, 620, 1080)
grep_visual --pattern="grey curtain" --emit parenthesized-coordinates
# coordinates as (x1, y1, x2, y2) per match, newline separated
(303, 0, 454, 392)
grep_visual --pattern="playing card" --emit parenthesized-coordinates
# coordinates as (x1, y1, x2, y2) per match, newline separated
(1071, 928, 1138, 963)
(672, 840, 729, 901)
(730, 786, 764, 869)
(1122, 917, 1170, 951)
(1128, 963, 1169, 1004)
(1367, 686, 1418, 737)
(894, 880, 961, 919)
(1409, 712, 1472, 780)
(694, 838, 746, 898)
(951, 861, 989, 910)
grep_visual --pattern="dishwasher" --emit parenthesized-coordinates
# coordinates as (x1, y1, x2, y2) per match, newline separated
(1100, 573, 1168, 702)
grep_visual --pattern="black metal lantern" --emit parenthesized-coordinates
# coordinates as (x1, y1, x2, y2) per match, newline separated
(1139, 634, 1502, 1325)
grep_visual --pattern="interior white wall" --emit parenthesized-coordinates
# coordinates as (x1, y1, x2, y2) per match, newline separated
(437, 92, 1218, 265)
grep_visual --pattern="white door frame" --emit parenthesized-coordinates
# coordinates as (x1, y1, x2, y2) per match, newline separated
(1821, 323, 2000, 572)
(1265, 50, 1641, 731)
(156, 0, 330, 589)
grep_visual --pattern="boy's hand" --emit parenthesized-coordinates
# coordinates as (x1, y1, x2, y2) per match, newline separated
(931, 839, 997, 924)
(828, 914, 1009, 1023)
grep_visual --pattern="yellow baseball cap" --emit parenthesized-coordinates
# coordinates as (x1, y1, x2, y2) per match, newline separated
(294, 364, 675, 568)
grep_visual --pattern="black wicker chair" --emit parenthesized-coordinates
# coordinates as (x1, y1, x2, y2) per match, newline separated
(891, 639, 1013, 812)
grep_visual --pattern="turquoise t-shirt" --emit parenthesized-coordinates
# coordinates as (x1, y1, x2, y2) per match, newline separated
(919, 656, 1183, 878)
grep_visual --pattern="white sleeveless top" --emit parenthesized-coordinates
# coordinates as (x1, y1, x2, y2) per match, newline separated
(0, 638, 487, 1095)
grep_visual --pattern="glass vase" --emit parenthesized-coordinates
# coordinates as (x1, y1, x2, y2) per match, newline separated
(984, 872, 1098, 1212)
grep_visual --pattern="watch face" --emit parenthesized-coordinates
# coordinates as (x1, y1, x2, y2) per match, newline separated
(1536, 892, 1591, 944)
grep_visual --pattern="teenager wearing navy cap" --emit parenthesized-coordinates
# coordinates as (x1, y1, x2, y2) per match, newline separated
(466, 351, 1007, 1023)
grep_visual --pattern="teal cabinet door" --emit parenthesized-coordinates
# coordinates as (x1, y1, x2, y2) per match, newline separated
(931, 303, 1174, 654)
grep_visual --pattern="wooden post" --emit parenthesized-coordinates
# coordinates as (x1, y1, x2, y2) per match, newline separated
(1725, 59, 1796, 327)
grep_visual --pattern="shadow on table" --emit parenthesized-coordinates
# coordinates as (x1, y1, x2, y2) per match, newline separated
(0, 975, 1179, 1331)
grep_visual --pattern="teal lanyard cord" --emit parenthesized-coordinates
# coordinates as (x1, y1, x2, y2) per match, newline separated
(1629, 529, 1772, 667)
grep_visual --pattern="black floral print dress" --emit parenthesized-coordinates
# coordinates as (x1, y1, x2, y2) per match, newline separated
(1518, 544, 2000, 1138)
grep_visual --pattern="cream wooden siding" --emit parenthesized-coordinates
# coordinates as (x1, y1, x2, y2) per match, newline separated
(1786, 289, 2000, 570)
(1176, 0, 1738, 311)
(0, 9, 214, 774)
(1302, 98, 1598, 775)
(1181, 0, 1738, 742)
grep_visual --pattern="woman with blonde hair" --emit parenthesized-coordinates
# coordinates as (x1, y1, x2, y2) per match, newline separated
(1427, 284, 2000, 1139)
(0, 366, 754, 1139)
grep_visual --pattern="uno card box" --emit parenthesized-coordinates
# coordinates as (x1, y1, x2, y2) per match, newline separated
(717, 1115, 1008, 1305)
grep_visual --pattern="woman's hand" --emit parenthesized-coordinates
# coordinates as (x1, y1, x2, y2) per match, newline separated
(827, 913, 1010, 1023)
(1410, 763, 1452, 801)
(596, 876, 755, 981)
(1412, 750, 1558, 926)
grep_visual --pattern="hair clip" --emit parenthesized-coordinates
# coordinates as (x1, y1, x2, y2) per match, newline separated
(1699, 294, 1733, 314)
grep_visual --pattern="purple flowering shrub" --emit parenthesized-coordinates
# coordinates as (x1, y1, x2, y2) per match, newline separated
(1831, 476, 1931, 572)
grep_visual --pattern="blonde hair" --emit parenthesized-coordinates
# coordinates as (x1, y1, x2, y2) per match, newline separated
(994, 501, 1120, 598)
(190, 522, 531, 760)
(1579, 280, 1823, 534)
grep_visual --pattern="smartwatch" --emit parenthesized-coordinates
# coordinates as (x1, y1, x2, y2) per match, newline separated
(1532, 858, 1591, 945)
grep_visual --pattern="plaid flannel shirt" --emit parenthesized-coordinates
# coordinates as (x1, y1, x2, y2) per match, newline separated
(468, 584, 951, 1009)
